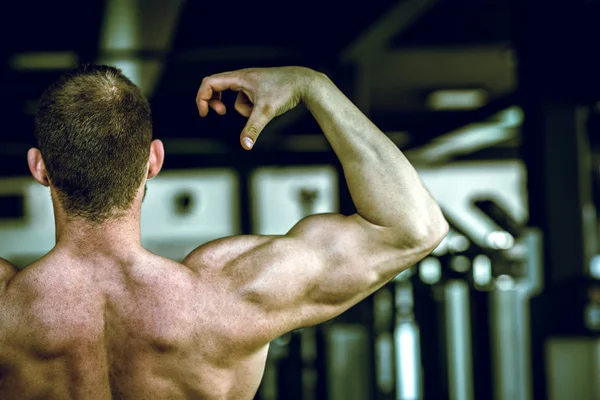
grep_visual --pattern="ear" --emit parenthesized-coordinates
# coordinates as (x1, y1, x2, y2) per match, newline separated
(27, 148, 50, 187)
(147, 139, 164, 180)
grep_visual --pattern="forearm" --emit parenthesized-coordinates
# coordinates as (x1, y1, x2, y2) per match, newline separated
(302, 72, 447, 240)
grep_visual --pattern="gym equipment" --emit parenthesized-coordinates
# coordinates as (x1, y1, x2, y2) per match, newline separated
(326, 324, 372, 400)
(413, 197, 539, 400)
(413, 220, 478, 400)
(373, 282, 397, 399)
(250, 166, 338, 235)
(538, 276, 600, 400)
(0, 177, 55, 268)
(444, 279, 474, 400)
(393, 270, 423, 400)
(473, 199, 542, 400)
(515, 2, 600, 396)
(141, 168, 240, 260)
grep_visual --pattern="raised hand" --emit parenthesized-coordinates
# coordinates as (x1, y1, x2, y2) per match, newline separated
(196, 67, 313, 150)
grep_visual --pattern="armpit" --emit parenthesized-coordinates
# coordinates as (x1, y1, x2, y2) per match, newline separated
(0, 259, 18, 289)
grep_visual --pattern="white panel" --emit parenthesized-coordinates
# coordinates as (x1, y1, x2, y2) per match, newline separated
(546, 338, 600, 400)
(141, 169, 239, 259)
(418, 160, 527, 247)
(0, 177, 55, 266)
(0, 169, 240, 265)
(251, 166, 338, 235)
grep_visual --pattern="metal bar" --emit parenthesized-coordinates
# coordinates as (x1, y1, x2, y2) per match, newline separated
(371, 93, 518, 147)
(326, 325, 372, 400)
(261, 0, 444, 146)
(341, 0, 443, 62)
(395, 320, 422, 400)
(98, 0, 184, 96)
(445, 280, 474, 400)
(489, 284, 521, 400)
(394, 280, 422, 400)
(488, 229, 542, 400)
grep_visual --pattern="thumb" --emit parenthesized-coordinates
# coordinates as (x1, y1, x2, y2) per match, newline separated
(241, 107, 272, 150)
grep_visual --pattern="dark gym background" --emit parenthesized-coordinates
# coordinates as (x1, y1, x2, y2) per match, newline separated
(1, 0, 600, 399)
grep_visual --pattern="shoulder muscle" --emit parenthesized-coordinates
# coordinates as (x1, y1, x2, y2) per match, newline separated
(182, 235, 276, 272)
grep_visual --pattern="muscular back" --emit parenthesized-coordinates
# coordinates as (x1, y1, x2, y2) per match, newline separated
(0, 213, 443, 400)
(0, 251, 268, 400)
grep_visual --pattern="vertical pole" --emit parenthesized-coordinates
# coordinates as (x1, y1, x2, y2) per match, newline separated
(445, 280, 474, 400)
(514, 1, 596, 398)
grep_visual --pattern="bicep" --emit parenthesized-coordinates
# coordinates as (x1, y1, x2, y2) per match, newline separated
(228, 213, 436, 340)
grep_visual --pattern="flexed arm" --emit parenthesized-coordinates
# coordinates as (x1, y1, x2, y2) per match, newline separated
(189, 67, 448, 345)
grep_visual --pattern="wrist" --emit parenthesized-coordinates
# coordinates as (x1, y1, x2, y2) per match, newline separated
(299, 69, 333, 105)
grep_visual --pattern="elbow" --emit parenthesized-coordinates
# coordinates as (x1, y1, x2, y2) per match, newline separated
(407, 214, 449, 253)
(433, 217, 450, 247)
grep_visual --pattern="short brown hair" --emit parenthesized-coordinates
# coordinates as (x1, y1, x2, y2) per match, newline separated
(35, 65, 153, 223)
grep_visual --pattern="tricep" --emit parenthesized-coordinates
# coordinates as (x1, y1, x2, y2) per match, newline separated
(228, 213, 441, 340)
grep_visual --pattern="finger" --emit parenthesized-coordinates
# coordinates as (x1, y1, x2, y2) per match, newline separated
(241, 107, 272, 150)
(209, 92, 226, 115)
(196, 72, 244, 117)
(234, 91, 253, 118)
(209, 99, 226, 115)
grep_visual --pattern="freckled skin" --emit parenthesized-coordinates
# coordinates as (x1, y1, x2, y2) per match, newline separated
(0, 250, 270, 400)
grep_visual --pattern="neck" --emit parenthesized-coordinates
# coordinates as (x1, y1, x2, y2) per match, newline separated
(49, 185, 147, 259)
(54, 213, 143, 258)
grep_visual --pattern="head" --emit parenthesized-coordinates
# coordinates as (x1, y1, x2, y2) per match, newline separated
(29, 65, 164, 224)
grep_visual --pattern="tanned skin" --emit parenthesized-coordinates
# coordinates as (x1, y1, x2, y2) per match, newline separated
(0, 67, 448, 399)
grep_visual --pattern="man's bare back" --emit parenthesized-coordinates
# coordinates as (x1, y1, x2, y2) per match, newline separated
(0, 245, 268, 399)
(0, 66, 448, 399)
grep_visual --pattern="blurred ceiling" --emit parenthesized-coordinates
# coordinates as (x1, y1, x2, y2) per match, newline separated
(0, 0, 597, 175)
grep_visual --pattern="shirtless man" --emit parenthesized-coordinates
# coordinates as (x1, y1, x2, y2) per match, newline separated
(0, 65, 448, 399)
